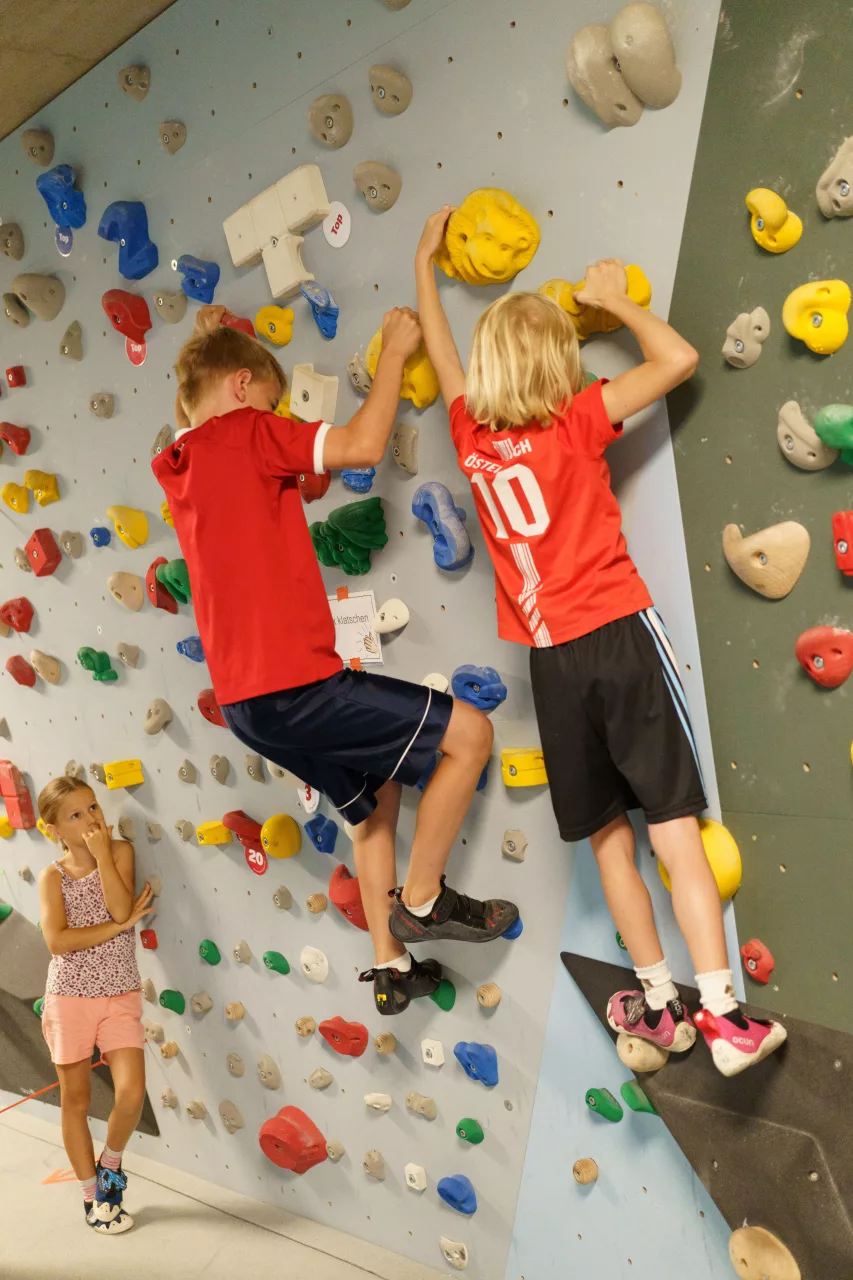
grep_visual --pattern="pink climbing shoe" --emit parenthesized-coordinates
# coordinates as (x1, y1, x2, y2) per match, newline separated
(694, 1007, 787, 1077)
(607, 990, 696, 1053)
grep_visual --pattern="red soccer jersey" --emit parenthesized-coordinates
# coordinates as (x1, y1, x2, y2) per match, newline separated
(449, 381, 652, 648)
(152, 407, 342, 703)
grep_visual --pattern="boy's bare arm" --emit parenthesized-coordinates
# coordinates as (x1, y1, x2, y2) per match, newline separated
(415, 207, 466, 412)
(323, 308, 422, 469)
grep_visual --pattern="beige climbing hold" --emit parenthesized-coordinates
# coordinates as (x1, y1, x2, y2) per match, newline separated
(422, 672, 450, 692)
(151, 424, 172, 458)
(1, 223, 24, 261)
(143, 1018, 164, 1043)
(65, 760, 86, 781)
(116, 641, 139, 667)
(609, 3, 682, 109)
(566, 25, 643, 129)
(257, 1054, 282, 1089)
(310, 1066, 334, 1090)
(147, 821, 162, 840)
(108, 571, 145, 612)
(148, 875, 162, 896)
(219, 1100, 244, 1133)
(245, 753, 265, 782)
(502, 829, 528, 861)
(375, 1032, 397, 1055)
(439, 1238, 469, 1270)
(174, 820, 193, 841)
(186, 1099, 207, 1120)
(296, 1016, 316, 1037)
(14, 548, 31, 573)
(233, 939, 252, 964)
(306, 892, 328, 914)
(477, 983, 502, 1009)
(225, 1001, 245, 1022)
(326, 1139, 345, 1162)
(116, 816, 135, 841)
(308, 93, 353, 149)
(273, 884, 292, 910)
(353, 160, 402, 213)
(161, 1087, 178, 1109)
(30, 651, 60, 684)
(363, 1149, 385, 1179)
(722, 307, 770, 368)
(119, 64, 151, 101)
(816, 136, 853, 217)
(190, 992, 213, 1016)
(144, 697, 173, 734)
(369, 64, 413, 116)
(178, 759, 196, 784)
(59, 320, 83, 360)
(90, 393, 115, 419)
(60, 531, 83, 559)
(572, 1158, 599, 1185)
(90, 763, 106, 784)
(12, 273, 65, 321)
(364, 1092, 392, 1112)
(22, 128, 54, 166)
(728, 1226, 801, 1280)
(3, 292, 29, 327)
(290, 363, 338, 421)
(210, 754, 230, 783)
(404, 1162, 427, 1191)
(141, 978, 157, 1003)
(406, 1091, 437, 1120)
(777, 401, 838, 471)
(18, 866, 33, 882)
(160, 1041, 179, 1059)
(159, 121, 186, 155)
(722, 521, 810, 600)
(616, 1031, 670, 1072)
(227, 1052, 244, 1077)
(372, 598, 410, 634)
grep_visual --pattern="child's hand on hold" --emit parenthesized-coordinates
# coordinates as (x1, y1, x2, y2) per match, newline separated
(194, 304, 227, 336)
(381, 306, 422, 362)
(82, 816, 115, 862)
(416, 206, 455, 263)
(123, 883, 155, 930)
(574, 258, 629, 311)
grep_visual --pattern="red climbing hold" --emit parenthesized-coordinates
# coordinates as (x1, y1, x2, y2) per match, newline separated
(0, 423, 31, 454)
(146, 557, 178, 614)
(140, 929, 158, 950)
(328, 863, 369, 932)
(25, 528, 61, 577)
(220, 310, 255, 338)
(740, 938, 775, 984)
(5, 366, 26, 389)
(794, 625, 853, 688)
(222, 810, 263, 848)
(318, 1016, 369, 1057)
(6, 655, 35, 687)
(198, 687, 227, 727)
(258, 1106, 327, 1174)
(832, 510, 853, 576)
(0, 597, 34, 633)
(297, 471, 331, 504)
(101, 289, 152, 346)
(0, 761, 36, 829)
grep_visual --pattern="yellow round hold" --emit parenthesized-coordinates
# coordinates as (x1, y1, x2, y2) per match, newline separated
(540, 264, 652, 341)
(745, 188, 803, 253)
(106, 504, 149, 550)
(782, 279, 851, 355)
(0, 814, 14, 839)
(434, 188, 540, 286)
(658, 817, 742, 902)
(255, 305, 295, 347)
(366, 327, 439, 409)
(261, 812, 302, 859)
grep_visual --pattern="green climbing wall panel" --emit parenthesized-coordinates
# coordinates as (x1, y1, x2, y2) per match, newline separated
(667, 0, 853, 1032)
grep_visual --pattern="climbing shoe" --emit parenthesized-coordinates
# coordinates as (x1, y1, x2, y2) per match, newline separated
(88, 1163, 134, 1234)
(359, 955, 442, 1015)
(694, 1007, 787, 1077)
(389, 877, 519, 945)
(607, 990, 696, 1053)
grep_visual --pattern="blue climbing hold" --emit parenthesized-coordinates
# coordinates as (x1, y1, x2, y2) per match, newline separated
(90, 526, 111, 547)
(36, 165, 87, 229)
(476, 760, 489, 793)
(301, 282, 339, 340)
(437, 1174, 477, 1216)
(176, 635, 205, 663)
(453, 1041, 499, 1088)
(98, 201, 159, 280)
(342, 467, 376, 494)
(176, 254, 220, 303)
(412, 481, 474, 571)
(305, 814, 338, 854)
(503, 916, 523, 940)
(451, 664, 507, 713)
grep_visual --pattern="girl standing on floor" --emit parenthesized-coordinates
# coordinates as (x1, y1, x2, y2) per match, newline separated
(38, 777, 153, 1233)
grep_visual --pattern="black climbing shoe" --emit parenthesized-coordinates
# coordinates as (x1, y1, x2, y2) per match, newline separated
(359, 956, 442, 1016)
(389, 876, 519, 945)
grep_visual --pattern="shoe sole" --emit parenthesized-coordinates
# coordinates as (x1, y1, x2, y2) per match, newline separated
(389, 910, 519, 945)
(606, 1002, 697, 1053)
(89, 1209, 134, 1234)
(708, 1023, 788, 1077)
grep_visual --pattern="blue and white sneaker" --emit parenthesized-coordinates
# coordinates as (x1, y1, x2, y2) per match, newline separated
(88, 1163, 134, 1234)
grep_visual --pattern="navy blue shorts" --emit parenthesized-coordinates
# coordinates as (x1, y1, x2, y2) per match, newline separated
(222, 669, 454, 825)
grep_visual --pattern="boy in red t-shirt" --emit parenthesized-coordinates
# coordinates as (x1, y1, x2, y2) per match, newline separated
(152, 304, 518, 1017)
(415, 207, 786, 1077)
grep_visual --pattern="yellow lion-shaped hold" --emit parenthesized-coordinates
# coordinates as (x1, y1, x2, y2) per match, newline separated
(434, 188, 540, 286)
(539, 264, 652, 341)
(365, 326, 440, 409)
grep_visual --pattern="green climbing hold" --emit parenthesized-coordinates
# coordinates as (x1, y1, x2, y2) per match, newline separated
(159, 988, 185, 1015)
(199, 939, 221, 965)
(263, 950, 290, 974)
(429, 978, 457, 1012)
(310, 497, 388, 576)
(77, 647, 118, 682)
(585, 1087, 623, 1122)
(584, 368, 600, 386)
(155, 557, 191, 604)
(814, 404, 853, 464)
(0, 903, 13, 923)
(620, 1080, 658, 1115)
(33, 996, 44, 1017)
(456, 1117, 484, 1145)
(616, 931, 627, 950)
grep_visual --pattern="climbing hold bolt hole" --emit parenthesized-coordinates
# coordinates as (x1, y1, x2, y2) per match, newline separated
(437, 162, 442, 169)
(298, 51, 302, 58)
(346, 18, 352, 25)
(803, 762, 810, 772)
(779, 863, 786, 873)
(752, 659, 759, 668)
(730, 761, 737, 769)
(725, 455, 732, 465)
(497, 132, 503, 139)
(834, 1059, 843, 1070)
(510, 19, 516, 26)
(808, 1170, 819, 1180)
(252, 82, 257, 89)
(704, 562, 711, 572)
(547, 210, 553, 217)
(448, 56, 454, 62)
(832, 973, 839, 982)
(796, 87, 804, 98)
(441, 605, 446, 612)
(617, 180, 624, 189)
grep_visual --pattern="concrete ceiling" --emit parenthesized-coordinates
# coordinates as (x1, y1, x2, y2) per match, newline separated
(0, 0, 177, 140)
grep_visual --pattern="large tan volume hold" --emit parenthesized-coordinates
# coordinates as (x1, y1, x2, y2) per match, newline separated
(616, 1031, 670, 1072)
(728, 1226, 801, 1280)
(722, 522, 810, 600)
(572, 1158, 599, 1185)
(610, 4, 681, 108)
(566, 25, 643, 129)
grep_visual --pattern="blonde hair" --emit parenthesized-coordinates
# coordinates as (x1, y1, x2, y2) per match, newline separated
(38, 776, 94, 844)
(174, 327, 287, 412)
(466, 292, 585, 431)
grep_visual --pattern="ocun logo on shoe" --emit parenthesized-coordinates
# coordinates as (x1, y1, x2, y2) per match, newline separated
(733, 1036, 755, 1046)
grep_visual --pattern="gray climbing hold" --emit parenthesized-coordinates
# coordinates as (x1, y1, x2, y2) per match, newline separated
(148, 875, 162, 896)
(502, 829, 528, 861)
(440, 1238, 470, 1271)
(108, 571, 144, 612)
(144, 1018, 164, 1043)
(90, 762, 106, 783)
(369, 65, 413, 116)
(60, 530, 84, 558)
(11, 273, 65, 321)
(363, 1149, 385, 1179)
(118, 65, 151, 101)
(59, 320, 83, 361)
(347, 353, 373, 396)
(817, 136, 853, 217)
(227, 1052, 245, 1077)
(609, 3, 682, 109)
(144, 697, 173, 734)
(116, 816, 135, 841)
(566, 24, 644, 129)
(326, 1139, 345, 1162)
(21, 128, 54, 166)
(159, 121, 186, 155)
(190, 990, 212, 1015)
(257, 1054, 282, 1089)
(309, 1067, 334, 1090)
(353, 161, 402, 212)
(151, 424, 172, 457)
(722, 307, 770, 368)
(14, 548, 31, 573)
(406, 1091, 438, 1120)
(153, 289, 188, 324)
(273, 884, 292, 910)
(116, 641, 139, 667)
(219, 1100, 244, 1133)
(210, 754, 230, 783)
(186, 1099, 207, 1120)
(245, 753, 265, 782)
(90, 392, 115, 419)
(174, 819, 193, 841)
(178, 758, 197, 784)
(141, 978, 157, 1003)
(391, 422, 419, 474)
(65, 759, 86, 781)
(147, 821, 162, 840)
(777, 400, 839, 471)
(3, 293, 30, 328)
(308, 94, 354, 149)
(233, 939, 252, 964)
(161, 1087, 178, 1108)
(1, 224, 24, 261)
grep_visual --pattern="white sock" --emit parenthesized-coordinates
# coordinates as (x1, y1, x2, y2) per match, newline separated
(696, 968, 738, 1016)
(99, 1143, 123, 1172)
(375, 952, 412, 973)
(81, 1175, 97, 1204)
(635, 958, 679, 1011)
(407, 893, 438, 918)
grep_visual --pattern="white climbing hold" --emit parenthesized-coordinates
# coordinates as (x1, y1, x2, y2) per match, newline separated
(364, 1092, 392, 1112)
(372, 598, 410, 634)
(141, 978, 157, 1003)
(616, 1031, 670, 1073)
(421, 672, 450, 692)
(404, 1163, 427, 1192)
(143, 1018, 164, 1043)
(190, 992, 213, 1016)
(161, 1088, 178, 1109)
(440, 1238, 470, 1270)
(421, 1038, 445, 1066)
(326, 1139, 345, 1161)
(300, 945, 329, 983)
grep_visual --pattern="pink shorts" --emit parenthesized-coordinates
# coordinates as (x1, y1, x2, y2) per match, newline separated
(42, 990, 144, 1065)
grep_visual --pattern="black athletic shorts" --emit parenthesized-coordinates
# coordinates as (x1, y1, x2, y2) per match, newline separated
(530, 608, 707, 843)
(222, 669, 454, 825)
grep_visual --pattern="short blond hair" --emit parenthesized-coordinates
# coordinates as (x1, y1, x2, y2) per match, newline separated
(174, 327, 287, 412)
(466, 292, 585, 431)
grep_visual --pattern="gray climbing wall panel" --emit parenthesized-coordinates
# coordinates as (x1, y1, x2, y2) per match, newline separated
(667, 0, 853, 1035)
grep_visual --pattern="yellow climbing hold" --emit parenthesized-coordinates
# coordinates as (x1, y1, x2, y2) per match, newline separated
(366, 326, 439, 409)
(0, 814, 14, 838)
(23, 470, 60, 506)
(1, 482, 29, 514)
(36, 817, 58, 842)
(106, 505, 149, 550)
(658, 817, 742, 902)
(434, 188, 540, 285)
(160, 499, 174, 528)
(104, 759, 145, 790)
(260, 812, 302, 859)
(782, 279, 851, 355)
(501, 748, 549, 788)
(745, 188, 803, 254)
(255, 305, 295, 346)
(539, 264, 652, 341)
(274, 393, 300, 421)
(196, 820, 233, 847)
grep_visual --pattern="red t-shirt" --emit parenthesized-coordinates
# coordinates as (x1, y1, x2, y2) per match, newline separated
(449, 381, 652, 648)
(152, 407, 342, 703)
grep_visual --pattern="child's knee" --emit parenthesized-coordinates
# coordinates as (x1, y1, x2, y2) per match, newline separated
(447, 701, 493, 760)
(115, 1081, 145, 1116)
(62, 1085, 90, 1113)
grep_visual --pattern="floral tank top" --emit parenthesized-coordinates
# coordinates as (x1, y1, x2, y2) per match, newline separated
(45, 862, 140, 998)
